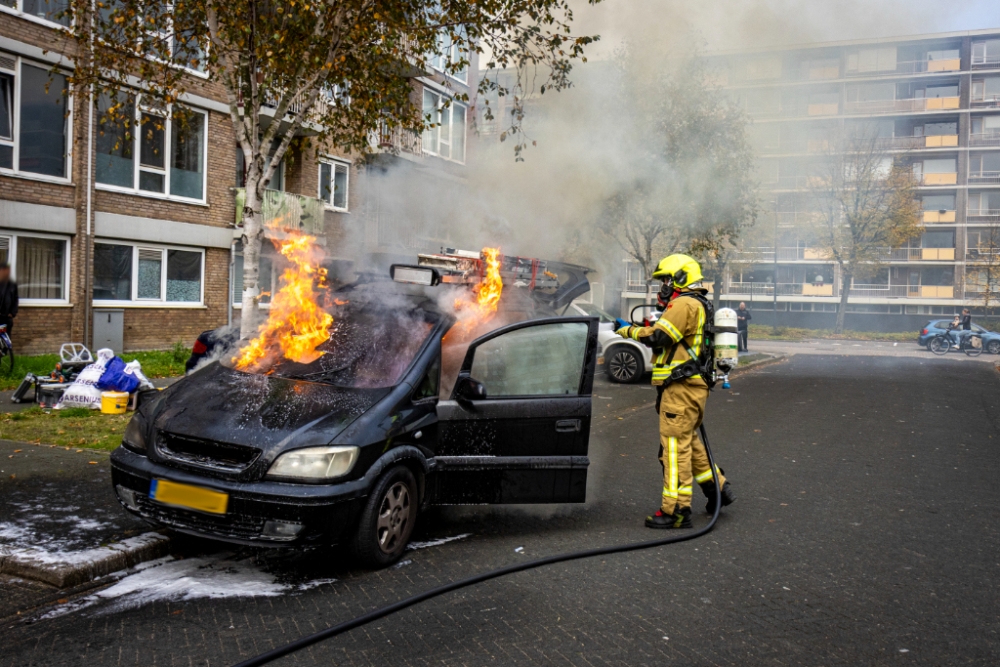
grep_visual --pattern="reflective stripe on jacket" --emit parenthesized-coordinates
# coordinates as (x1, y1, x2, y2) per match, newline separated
(628, 290, 707, 385)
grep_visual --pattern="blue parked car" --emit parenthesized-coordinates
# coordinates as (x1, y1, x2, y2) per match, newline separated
(917, 320, 1000, 354)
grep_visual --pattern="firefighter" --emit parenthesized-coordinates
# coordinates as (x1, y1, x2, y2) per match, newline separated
(616, 254, 736, 528)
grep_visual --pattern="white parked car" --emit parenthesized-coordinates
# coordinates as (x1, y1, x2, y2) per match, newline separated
(568, 302, 658, 383)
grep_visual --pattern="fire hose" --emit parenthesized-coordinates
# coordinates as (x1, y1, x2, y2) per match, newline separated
(232, 424, 723, 667)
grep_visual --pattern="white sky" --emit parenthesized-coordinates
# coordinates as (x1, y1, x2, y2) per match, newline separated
(569, 0, 1000, 58)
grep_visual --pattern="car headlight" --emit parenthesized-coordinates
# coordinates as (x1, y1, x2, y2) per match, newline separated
(267, 446, 359, 481)
(122, 413, 147, 453)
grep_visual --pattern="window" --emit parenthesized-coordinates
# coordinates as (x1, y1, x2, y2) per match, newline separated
(973, 40, 1000, 66)
(93, 242, 203, 304)
(745, 57, 782, 81)
(922, 122, 957, 137)
(469, 322, 588, 397)
(927, 49, 959, 61)
(921, 159, 956, 174)
(232, 249, 274, 307)
(96, 94, 206, 200)
(0, 233, 69, 301)
(921, 231, 954, 249)
(422, 88, 466, 162)
(921, 194, 955, 211)
(0, 0, 70, 26)
(972, 116, 1000, 136)
(431, 27, 468, 83)
(236, 141, 284, 191)
(847, 47, 896, 73)
(0, 57, 69, 178)
(922, 84, 958, 99)
(972, 78, 1000, 103)
(969, 192, 1000, 214)
(846, 83, 894, 103)
(970, 154, 1000, 176)
(319, 159, 349, 210)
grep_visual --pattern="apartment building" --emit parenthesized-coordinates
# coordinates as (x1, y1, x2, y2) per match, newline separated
(622, 29, 1000, 330)
(0, 4, 473, 355)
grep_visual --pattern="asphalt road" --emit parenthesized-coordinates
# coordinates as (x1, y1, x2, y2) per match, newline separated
(749, 339, 1000, 362)
(4, 355, 1000, 666)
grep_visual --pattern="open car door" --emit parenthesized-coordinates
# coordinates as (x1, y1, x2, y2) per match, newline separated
(430, 317, 599, 504)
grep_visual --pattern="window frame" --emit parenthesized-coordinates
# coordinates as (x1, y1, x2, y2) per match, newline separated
(231, 248, 278, 310)
(95, 95, 208, 203)
(0, 54, 73, 183)
(430, 29, 469, 84)
(0, 0, 71, 29)
(317, 156, 350, 211)
(92, 239, 205, 307)
(421, 84, 467, 164)
(0, 230, 71, 305)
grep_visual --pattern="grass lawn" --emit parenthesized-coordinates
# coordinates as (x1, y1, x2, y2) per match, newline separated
(738, 352, 770, 365)
(747, 324, 916, 343)
(0, 407, 131, 451)
(0, 346, 189, 391)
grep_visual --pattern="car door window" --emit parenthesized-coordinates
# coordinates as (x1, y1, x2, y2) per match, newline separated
(973, 324, 986, 333)
(469, 321, 588, 397)
(413, 355, 440, 402)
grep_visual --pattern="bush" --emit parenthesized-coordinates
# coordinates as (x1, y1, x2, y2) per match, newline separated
(171, 341, 189, 364)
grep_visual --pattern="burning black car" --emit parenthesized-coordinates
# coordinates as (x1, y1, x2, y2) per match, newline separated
(111, 261, 598, 566)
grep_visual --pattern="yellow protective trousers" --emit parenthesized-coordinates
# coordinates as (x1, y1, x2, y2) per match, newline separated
(657, 378, 710, 515)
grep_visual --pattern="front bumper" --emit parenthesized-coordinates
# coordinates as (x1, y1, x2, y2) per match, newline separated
(110, 446, 365, 547)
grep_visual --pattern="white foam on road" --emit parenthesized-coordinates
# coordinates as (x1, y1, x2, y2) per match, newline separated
(39, 554, 338, 620)
(407, 533, 472, 550)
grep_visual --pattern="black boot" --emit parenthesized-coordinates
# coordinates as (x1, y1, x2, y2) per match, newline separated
(645, 507, 692, 529)
(701, 481, 736, 514)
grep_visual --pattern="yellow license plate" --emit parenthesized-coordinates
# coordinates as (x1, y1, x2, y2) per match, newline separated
(150, 478, 228, 515)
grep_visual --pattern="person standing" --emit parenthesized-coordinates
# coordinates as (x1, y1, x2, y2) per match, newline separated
(0, 263, 18, 335)
(736, 302, 751, 352)
(616, 254, 735, 529)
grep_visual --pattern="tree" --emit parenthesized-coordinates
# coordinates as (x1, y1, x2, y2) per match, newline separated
(597, 52, 757, 307)
(66, 0, 599, 337)
(967, 220, 1000, 318)
(809, 125, 923, 333)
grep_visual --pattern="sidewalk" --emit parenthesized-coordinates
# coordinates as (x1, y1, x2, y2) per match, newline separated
(0, 440, 162, 618)
(746, 339, 999, 362)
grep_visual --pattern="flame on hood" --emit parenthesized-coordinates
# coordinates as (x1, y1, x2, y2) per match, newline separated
(234, 230, 333, 371)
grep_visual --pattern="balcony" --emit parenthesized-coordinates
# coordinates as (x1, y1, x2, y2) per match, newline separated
(234, 188, 326, 236)
(807, 103, 839, 116)
(923, 135, 959, 147)
(970, 132, 1000, 147)
(971, 96, 1000, 109)
(968, 171, 1000, 185)
(848, 284, 911, 298)
(967, 247, 1000, 261)
(921, 173, 958, 186)
(972, 55, 1000, 70)
(922, 210, 957, 223)
(373, 123, 423, 156)
(967, 209, 1000, 223)
(845, 59, 960, 78)
(843, 97, 959, 115)
(876, 248, 955, 261)
(911, 285, 954, 298)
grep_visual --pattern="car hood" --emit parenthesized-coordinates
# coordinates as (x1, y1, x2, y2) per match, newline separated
(152, 363, 390, 451)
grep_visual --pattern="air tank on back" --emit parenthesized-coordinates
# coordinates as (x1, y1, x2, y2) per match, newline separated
(714, 308, 739, 384)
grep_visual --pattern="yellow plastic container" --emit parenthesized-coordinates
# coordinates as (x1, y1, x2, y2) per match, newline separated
(100, 391, 129, 414)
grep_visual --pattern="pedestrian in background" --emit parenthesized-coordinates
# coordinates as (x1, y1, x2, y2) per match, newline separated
(0, 263, 18, 336)
(736, 302, 751, 352)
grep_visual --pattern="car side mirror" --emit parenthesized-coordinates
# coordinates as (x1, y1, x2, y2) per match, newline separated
(455, 376, 487, 404)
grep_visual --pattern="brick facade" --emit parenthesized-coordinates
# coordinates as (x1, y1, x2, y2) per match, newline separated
(0, 6, 472, 356)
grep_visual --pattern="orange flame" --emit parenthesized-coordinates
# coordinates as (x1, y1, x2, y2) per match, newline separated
(234, 230, 333, 371)
(452, 247, 503, 334)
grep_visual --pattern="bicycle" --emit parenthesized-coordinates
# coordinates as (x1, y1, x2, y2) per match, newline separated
(929, 329, 983, 357)
(0, 324, 14, 373)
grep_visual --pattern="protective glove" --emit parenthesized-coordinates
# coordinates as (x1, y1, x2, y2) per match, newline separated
(615, 325, 633, 339)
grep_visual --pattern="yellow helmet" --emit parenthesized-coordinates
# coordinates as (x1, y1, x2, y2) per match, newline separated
(652, 254, 703, 289)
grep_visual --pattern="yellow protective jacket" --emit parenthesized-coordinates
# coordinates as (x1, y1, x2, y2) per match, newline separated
(626, 289, 708, 385)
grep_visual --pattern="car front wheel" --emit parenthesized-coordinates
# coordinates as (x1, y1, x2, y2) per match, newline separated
(987, 340, 1000, 355)
(606, 346, 643, 384)
(350, 465, 418, 567)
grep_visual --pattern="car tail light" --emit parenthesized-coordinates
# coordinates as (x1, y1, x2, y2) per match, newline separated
(192, 340, 208, 354)
(921, 328, 928, 335)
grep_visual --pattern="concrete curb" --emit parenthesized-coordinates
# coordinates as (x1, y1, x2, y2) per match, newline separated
(0, 532, 170, 588)
(730, 353, 786, 377)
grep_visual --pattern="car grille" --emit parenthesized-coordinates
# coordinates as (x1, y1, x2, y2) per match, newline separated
(135, 495, 265, 541)
(156, 432, 261, 473)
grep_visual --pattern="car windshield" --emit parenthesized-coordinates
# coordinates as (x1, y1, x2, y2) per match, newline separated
(573, 303, 617, 323)
(229, 303, 436, 389)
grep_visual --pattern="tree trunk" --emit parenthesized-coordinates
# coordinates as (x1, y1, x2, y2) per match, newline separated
(239, 182, 265, 340)
(711, 259, 724, 312)
(835, 265, 851, 334)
